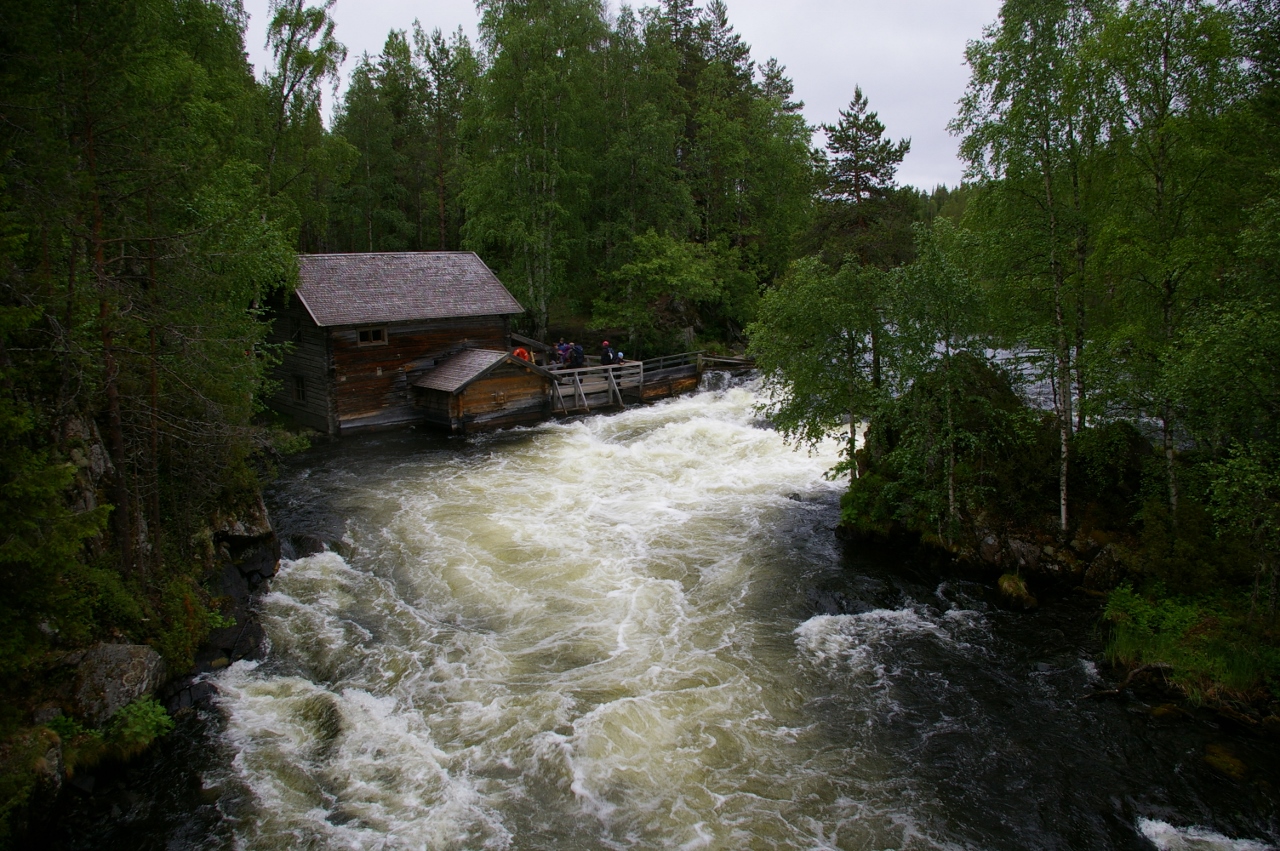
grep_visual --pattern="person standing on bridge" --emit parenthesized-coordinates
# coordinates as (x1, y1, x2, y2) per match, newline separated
(569, 342, 585, 368)
(600, 341, 615, 366)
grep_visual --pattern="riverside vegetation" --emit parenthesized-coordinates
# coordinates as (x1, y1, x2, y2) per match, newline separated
(0, 0, 1277, 842)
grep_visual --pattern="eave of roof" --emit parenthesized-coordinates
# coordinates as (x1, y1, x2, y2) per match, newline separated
(413, 349, 550, 394)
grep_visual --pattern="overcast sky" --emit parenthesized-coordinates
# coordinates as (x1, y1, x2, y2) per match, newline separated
(240, 0, 1003, 190)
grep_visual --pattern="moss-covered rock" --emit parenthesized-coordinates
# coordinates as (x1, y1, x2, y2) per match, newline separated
(997, 573, 1038, 610)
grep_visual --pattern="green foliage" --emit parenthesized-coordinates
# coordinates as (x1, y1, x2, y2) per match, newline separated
(822, 87, 911, 205)
(44, 716, 97, 744)
(1069, 421, 1151, 530)
(845, 352, 1056, 539)
(0, 728, 58, 845)
(1125, 500, 1252, 595)
(1105, 584, 1280, 701)
(105, 697, 174, 756)
(0, 1, 293, 783)
(595, 230, 750, 357)
(152, 579, 220, 672)
(748, 256, 884, 479)
(807, 87, 916, 271)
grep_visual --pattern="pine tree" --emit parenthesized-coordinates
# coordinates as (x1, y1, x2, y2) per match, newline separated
(823, 87, 910, 205)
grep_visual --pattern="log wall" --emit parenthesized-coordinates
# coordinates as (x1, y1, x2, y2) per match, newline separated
(266, 298, 333, 433)
(330, 315, 509, 433)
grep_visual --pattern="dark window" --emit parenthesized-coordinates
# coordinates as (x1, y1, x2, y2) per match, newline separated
(290, 318, 303, 344)
(358, 327, 387, 346)
(292, 375, 306, 402)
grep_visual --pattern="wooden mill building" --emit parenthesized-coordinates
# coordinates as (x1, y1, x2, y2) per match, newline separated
(266, 252, 550, 435)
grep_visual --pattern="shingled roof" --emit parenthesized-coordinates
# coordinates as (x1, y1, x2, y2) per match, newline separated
(295, 252, 523, 327)
(414, 349, 549, 394)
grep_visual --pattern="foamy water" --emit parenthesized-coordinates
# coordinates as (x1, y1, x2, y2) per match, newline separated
(199, 378, 1278, 850)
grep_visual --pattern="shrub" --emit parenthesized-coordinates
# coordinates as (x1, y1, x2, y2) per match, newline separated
(105, 697, 174, 759)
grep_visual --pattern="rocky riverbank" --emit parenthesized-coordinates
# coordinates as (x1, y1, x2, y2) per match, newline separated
(4, 497, 282, 847)
(838, 519, 1280, 734)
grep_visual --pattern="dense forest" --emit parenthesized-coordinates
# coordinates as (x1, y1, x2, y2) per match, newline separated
(0, 0, 1277, 839)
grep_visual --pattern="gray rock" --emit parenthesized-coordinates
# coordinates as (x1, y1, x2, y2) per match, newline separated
(33, 738, 63, 795)
(31, 704, 63, 726)
(1070, 535, 1101, 558)
(979, 534, 1002, 566)
(73, 643, 167, 727)
(214, 493, 273, 541)
(1008, 538, 1041, 571)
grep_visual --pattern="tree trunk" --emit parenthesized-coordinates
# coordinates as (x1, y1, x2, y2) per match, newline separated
(85, 103, 136, 574)
(1044, 145, 1071, 534)
(1163, 408, 1178, 524)
(437, 121, 448, 250)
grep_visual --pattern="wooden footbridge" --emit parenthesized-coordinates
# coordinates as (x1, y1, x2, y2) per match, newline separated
(546, 352, 755, 415)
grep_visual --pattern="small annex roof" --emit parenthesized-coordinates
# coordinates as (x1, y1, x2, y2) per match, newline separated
(295, 252, 523, 327)
(413, 349, 549, 394)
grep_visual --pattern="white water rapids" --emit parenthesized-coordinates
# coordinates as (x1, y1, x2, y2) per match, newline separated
(197, 378, 1278, 851)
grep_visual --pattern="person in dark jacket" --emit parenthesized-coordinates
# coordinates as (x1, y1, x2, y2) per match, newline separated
(600, 341, 615, 366)
(569, 342, 585, 368)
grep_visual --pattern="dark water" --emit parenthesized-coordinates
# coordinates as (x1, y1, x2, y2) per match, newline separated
(43, 381, 1280, 850)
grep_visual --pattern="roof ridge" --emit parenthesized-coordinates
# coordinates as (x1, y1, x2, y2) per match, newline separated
(299, 251, 478, 258)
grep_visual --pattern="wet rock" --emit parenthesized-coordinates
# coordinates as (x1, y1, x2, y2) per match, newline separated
(1041, 551, 1084, 584)
(997, 573, 1038, 610)
(288, 533, 328, 559)
(1204, 743, 1247, 780)
(213, 493, 273, 541)
(202, 493, 279, 674)
(163, 678, 219, 716)
(804, 588, 875, 617)
(61, 416, 114, 516)
(32, 735, 63, 796)
(1149, 704, 1189, 722)
(73, 643, 167, 727)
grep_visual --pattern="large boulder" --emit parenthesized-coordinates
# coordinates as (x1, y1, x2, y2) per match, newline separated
(1007, 538, 1042, 572)
(71, 644, 167, 727)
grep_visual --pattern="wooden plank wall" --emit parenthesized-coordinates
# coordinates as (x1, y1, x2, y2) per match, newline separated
(330, 315, 509, 433)
(456, 364, 549, 432)
(265, 297, 333, 433)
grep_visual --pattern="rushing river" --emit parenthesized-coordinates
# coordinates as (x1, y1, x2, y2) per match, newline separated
(51, 377, 1280, 849)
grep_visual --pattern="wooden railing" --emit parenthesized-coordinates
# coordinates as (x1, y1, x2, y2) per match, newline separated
(699, 354, 755, 371)
(547, 361, 645, 412)
(643, 351, 702, 373)
(543, 350, 754, 414)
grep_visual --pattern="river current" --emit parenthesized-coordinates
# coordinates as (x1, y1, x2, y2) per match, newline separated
(52, 376, 1280, 849)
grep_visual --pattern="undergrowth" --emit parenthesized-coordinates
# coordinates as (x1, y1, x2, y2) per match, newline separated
(1104, 583, 1280, 704)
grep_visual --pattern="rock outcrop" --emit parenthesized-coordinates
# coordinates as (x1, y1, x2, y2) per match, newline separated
(67, 644, 168, 727)
(192, 493, 281, 677)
